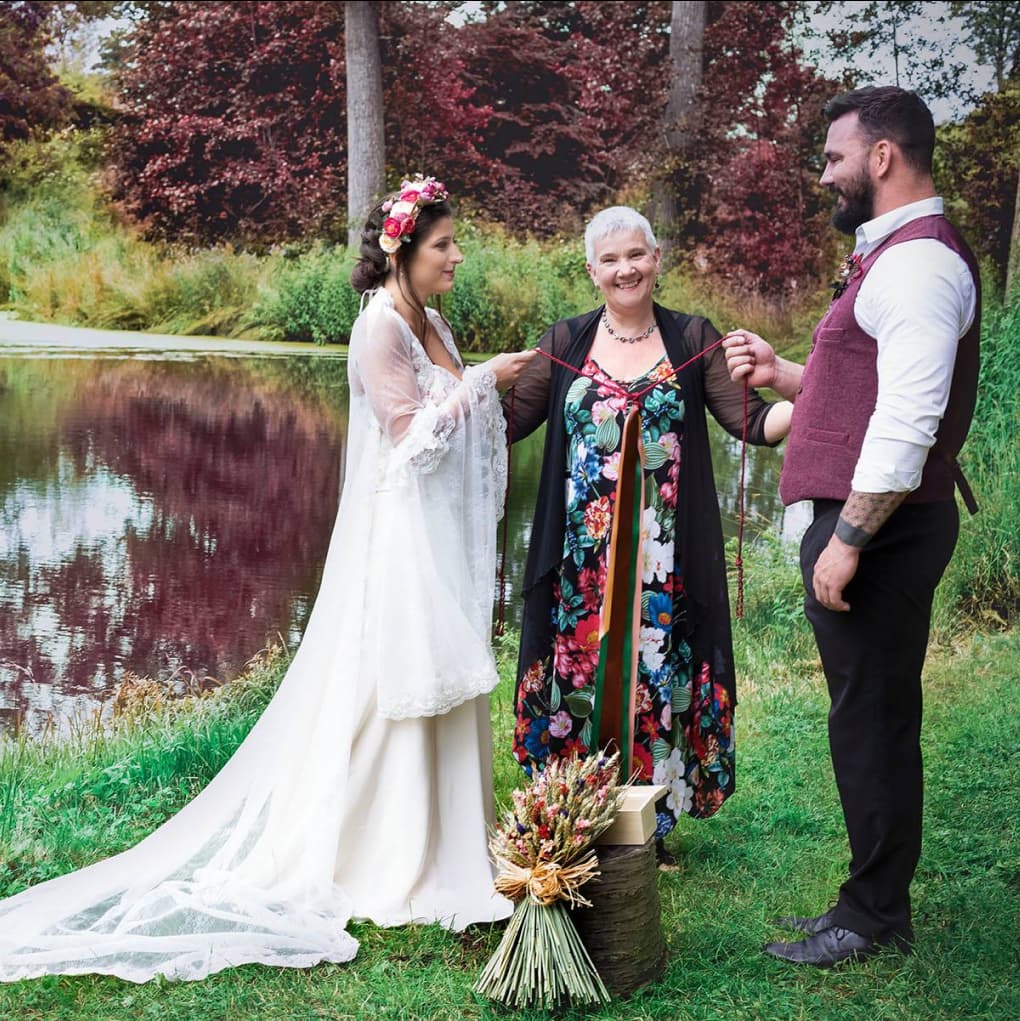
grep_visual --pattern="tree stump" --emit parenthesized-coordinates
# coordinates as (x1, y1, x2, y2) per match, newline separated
(569, 837, 667, 997)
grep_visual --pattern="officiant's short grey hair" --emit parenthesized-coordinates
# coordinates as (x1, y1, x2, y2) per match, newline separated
(584, 207, 658, 264)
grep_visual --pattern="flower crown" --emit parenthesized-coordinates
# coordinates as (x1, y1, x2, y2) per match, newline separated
(379, 176, 449, 254)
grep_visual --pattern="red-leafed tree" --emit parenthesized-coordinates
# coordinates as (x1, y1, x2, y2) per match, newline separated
(444, 2, 611, 232)
(0, 1, 71, 149)
(393, 0, 671, 232)
(380, 2, 495, 207)
(108, 1, 348, 244)
(558, 2, 671, 185)
(691, 2, 839, 296)
(107, 1, 501, 244)
(105, 0, 841, 285)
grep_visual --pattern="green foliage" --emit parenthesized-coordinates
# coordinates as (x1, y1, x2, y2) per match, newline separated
(949, 0, 1020, 91)
(936, 83, 1020, 295)
(444, 224, 592, 352)
(133, 248, 269, 337)
(0, 134, 275, 337)
(934, 293, 1020, 637)
(727, 531, 817, 692)
(0, 131, 126, 315)
(656, 265, 827, 358)
(254, 246, 361, 344)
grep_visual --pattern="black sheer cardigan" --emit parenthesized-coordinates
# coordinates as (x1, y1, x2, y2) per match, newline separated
(504, 303, 778, 712)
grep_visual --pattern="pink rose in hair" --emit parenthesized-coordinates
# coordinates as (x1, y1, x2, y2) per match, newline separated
(381, 200, 393, 213)
(400, 189, 420, 205)
(399, 214, 416, 236)
(382, 216, 402, 239)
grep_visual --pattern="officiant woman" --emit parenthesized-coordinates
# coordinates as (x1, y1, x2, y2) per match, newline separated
(506, 206, 792, 863)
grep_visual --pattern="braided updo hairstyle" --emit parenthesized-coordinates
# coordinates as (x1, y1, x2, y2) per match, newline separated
(350, 193, 453, 344)
(349, 196, 453, 294)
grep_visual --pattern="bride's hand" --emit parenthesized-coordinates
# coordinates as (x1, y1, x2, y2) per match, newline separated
(485, 349, 540, 391)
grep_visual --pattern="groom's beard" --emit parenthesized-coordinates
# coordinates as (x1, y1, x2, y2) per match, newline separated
(830, 171, 875, 235)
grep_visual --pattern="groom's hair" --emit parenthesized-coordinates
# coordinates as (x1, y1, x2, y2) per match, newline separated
(824, 86, 935, 175)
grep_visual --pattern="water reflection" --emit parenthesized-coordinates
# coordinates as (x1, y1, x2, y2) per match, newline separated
(0, 356, 347, 736)
(0, 352, 804, 738)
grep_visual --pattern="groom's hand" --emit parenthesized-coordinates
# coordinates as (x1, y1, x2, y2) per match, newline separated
(723, 330, 778, 389)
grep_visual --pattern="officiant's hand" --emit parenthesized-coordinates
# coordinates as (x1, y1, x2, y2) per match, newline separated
(486, 349, 540, 392)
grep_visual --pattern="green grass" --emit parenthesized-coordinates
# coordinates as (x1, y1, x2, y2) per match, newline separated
(1, 623, 1018, 1020)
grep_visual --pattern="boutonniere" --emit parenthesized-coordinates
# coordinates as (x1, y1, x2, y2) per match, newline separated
(829, 253, 863, 300)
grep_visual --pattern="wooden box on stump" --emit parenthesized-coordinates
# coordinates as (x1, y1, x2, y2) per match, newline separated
(569, 785, 668, 997)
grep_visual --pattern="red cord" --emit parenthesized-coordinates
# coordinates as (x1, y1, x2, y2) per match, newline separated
(535, 334, 728, 404)
(735, 380, 748, 619)
(500, 335, 750, 630)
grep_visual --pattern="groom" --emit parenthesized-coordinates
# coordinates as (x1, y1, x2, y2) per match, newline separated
(724, 86, 980, 966)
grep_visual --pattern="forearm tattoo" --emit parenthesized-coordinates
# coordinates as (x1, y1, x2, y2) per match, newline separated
(836, 490, 908, 547)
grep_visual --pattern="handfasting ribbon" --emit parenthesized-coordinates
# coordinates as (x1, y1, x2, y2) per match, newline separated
(591, 403, 643, 780)
(495, 386, 515, 637)
(523, 336, 748, 619)
(735, 381, 748, 618)
(498, 334, 750, 768)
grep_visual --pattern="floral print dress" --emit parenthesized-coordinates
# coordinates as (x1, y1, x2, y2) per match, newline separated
(512, 354, 735, 833)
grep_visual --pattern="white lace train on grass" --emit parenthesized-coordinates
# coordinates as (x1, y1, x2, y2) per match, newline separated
(0, 289, 512, 983)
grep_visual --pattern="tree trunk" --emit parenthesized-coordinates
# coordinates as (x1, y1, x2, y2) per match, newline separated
(650, 0, 707, 260)
(1007, 167, 1020, 300)
(345, 1, 385, 249)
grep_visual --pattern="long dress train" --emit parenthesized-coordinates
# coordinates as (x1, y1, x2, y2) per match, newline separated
(0, 289, 512, 983)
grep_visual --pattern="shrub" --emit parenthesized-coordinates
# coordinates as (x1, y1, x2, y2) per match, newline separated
(254, 246, 361, 344)
(444, 224, 590, 352)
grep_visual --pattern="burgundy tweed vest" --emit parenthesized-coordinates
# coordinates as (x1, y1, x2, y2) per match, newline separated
(780, 214, 981, 507)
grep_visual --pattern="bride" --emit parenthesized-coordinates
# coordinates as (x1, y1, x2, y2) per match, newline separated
(0, 177, 536, 983)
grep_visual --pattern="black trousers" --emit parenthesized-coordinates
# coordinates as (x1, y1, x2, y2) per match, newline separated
(800, 498, 959, 939)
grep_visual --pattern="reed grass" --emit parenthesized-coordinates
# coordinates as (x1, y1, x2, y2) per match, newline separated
(932, 295, 1020, 640)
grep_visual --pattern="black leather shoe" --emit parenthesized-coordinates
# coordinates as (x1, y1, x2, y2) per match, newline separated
(764, 925, 909, 968)
(774, 907, 837, 935)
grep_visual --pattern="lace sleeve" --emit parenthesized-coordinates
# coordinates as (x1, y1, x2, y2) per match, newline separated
(395, 364, 497, 473)
(350, 301, 499, 473)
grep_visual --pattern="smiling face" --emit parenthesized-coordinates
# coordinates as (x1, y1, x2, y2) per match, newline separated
(820, 112, 877, 235)
(587, 228, 661, 315)
(396, 214, 463, 301)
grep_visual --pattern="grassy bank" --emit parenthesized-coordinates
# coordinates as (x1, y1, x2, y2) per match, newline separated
(1, 595, 1017, 1019)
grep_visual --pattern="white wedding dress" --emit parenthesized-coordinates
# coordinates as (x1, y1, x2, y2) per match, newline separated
(0, 289, 513, 983)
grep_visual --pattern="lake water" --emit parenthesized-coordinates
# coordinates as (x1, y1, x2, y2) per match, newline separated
(0, 348, 807, 737)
